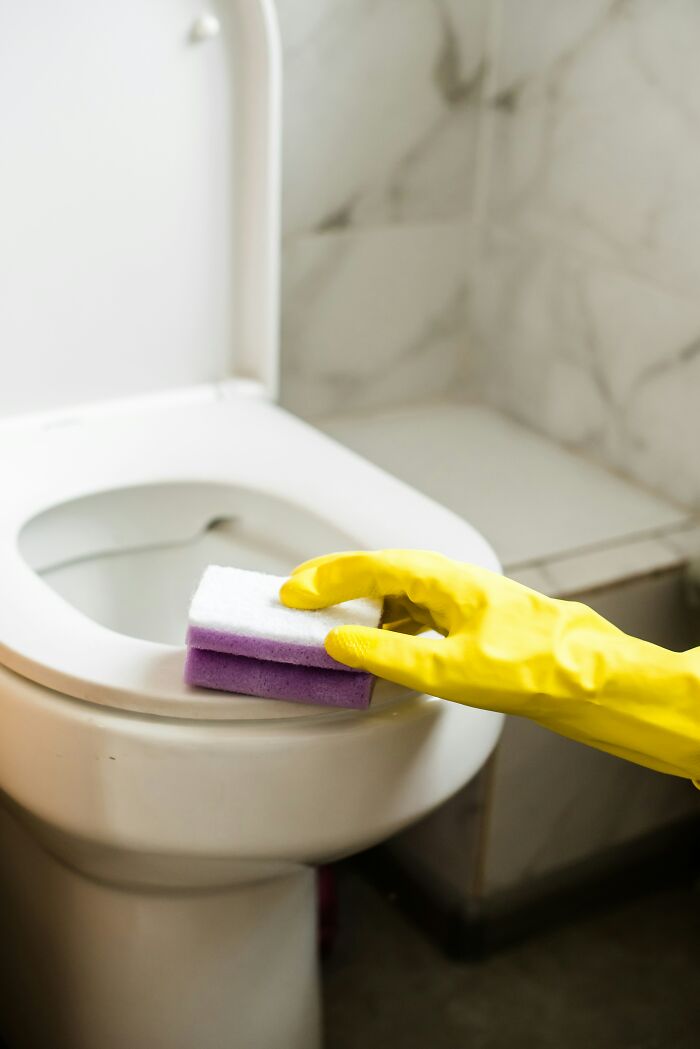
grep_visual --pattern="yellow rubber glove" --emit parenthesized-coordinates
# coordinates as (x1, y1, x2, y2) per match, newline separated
(280, 550, 700, 782)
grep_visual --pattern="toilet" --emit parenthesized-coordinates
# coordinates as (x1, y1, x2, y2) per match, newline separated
(0, 3, 503, 1048)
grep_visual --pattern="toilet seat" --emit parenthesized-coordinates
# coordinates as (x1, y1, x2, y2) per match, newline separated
(0, 388, 499, 721)
(0, 0, 500, 725)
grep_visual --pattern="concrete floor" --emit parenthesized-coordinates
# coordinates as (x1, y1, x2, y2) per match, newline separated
(324, 866, 700, 1049)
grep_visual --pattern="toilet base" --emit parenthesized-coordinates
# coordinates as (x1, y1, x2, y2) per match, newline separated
(0, 806, 320, 1049)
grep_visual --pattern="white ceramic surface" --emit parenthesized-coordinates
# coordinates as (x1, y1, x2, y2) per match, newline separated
(0, 391, 503, 1049)
(0, 807, 321, 1049)
(0, 0, 281, 414)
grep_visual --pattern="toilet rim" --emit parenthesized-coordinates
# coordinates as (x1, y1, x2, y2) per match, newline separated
(0, 390, 501, 722)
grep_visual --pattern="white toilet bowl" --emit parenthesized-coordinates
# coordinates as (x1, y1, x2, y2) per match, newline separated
(0, 2, 503, 1045)
(0, 393, 503, 1049)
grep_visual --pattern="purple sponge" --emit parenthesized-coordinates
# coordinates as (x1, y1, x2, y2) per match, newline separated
(184, 647, 374, 709)
(185, 566, 383, 709)
(186, 625, 355, 672)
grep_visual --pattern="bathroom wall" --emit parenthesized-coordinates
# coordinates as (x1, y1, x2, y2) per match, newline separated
(278, 0, 700, 501)
(276, 0, 486, 417)
(462, 0, 700, 917)
(451, 0, 700, 906)
(469, 0, 700, 510)
(276, 0, 700, 931)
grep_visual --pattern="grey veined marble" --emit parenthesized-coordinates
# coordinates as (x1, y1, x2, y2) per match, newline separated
(281, 223, 470, 418)
(277, 0, 487, 235)
(468, 0, 700, 510)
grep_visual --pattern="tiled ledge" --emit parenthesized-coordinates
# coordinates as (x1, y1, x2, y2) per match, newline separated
(509, 523, 700, 599)
(321, 399, 700, 929)
(318, 401, 699, 600)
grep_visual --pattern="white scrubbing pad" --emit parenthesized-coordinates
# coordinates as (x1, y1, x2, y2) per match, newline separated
(188, 565, 382, 648)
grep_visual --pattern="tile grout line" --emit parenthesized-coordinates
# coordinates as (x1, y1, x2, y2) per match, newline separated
(506, 518, 700, 576)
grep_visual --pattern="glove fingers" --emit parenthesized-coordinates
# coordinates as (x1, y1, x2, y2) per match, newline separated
(280, 550, 461, 626)
(286, 551, 356, 576)
(283, 550, 398, 607)
(326, 624, 446, 692)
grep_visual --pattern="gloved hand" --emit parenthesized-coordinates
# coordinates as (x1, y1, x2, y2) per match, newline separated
(280, 550, 700, 781)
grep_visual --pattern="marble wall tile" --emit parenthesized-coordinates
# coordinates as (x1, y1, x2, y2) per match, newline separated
(487, 0, 700, 299)
(280, 223, 469, 418)
(494, 0, 612, 90)
(468, 226, 700, 507)
(484, 716, 698, 894)
(276, 0, 487, 235)
(542, 537, 681, 597)
(387, 764, 493, 902)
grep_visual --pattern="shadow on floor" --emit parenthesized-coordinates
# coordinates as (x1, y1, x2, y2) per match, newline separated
(323, 864, 700, 1049)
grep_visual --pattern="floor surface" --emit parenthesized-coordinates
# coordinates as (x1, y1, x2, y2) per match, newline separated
(323, 865, 700, 1049)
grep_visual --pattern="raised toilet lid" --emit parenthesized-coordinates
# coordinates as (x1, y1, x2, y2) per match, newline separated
(1, 0, 281, 416)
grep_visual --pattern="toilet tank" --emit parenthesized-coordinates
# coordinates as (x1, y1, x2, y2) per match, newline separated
(0, 0, 281, 418)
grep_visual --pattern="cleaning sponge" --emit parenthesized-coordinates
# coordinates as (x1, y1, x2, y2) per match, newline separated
(184, 565, 383, 708)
